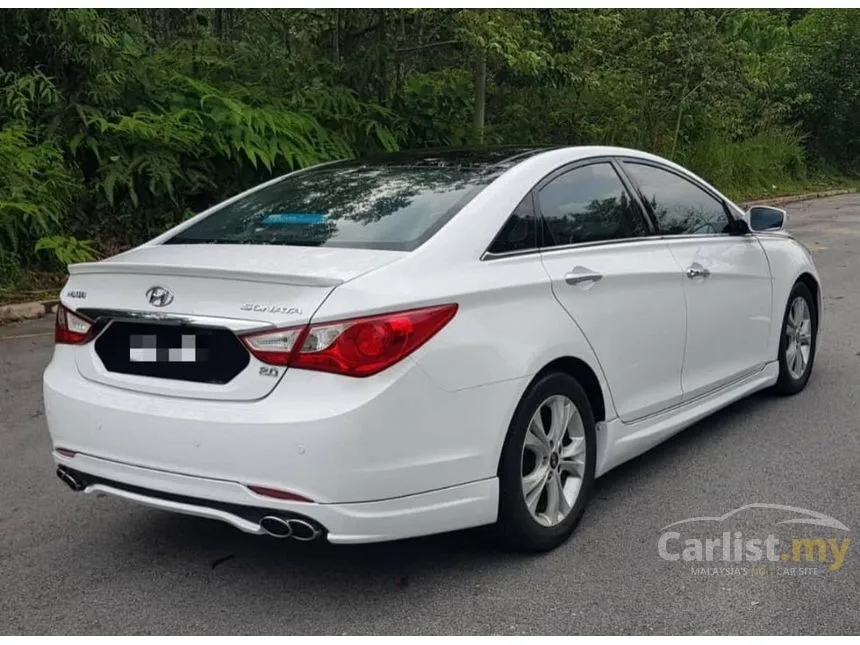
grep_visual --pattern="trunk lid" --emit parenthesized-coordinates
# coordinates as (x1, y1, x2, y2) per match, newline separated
(63, 244, 406, 401)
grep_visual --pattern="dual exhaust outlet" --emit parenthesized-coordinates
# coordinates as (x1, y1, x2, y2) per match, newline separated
(56, 466, 323, 542)
(258, 515, 322, 541)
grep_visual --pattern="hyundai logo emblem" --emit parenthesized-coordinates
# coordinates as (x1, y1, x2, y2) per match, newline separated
(145, 286, 174, 308)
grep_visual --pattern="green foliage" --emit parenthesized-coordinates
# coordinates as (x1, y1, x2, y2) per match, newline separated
(680, 127, 807, 194)
(456, 9, 553, 75)
(0, 247, 23, 289)
(0, 123, 78, 254)
(0, 8, 856, 289)
(0, 68, 61, 121)
(35, 235, 97, 266)
(398, 68, 474, 146)
(778, 9, 860, 170)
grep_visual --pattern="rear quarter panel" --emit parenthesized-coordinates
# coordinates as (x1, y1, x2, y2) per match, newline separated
(314, 251, 619, 468)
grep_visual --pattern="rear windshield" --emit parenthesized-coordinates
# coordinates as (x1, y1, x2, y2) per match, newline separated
(164, 162, 500, 251)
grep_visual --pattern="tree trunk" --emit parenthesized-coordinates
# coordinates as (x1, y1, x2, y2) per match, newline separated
(671, 95, 685, 158)
(377, 9, 387, 104)
(190, 9, 199, 76)
(215, 9, 224, 41)
(333, 9, 340, 65)
(473, 55, 487, 145)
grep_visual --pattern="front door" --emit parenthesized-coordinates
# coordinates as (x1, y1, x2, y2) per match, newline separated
(620, 160, 773, 400)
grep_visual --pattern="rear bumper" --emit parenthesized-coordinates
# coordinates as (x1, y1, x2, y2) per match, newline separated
(43, 345, 523, 541)
(54, 451, 498, 544)
(45, 345, 521, 504)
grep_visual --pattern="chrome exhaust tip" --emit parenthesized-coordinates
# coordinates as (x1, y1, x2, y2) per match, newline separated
(56, 467, 84, 492)
(259, 515, 293, 538)
(259, 515, 323, 541)
(287, 518, 322, 542)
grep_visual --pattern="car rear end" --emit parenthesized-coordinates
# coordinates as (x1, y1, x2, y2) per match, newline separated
(42, 154, 521, 543)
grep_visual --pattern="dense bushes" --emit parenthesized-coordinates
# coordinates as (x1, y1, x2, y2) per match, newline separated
(0, 9, 858, 288)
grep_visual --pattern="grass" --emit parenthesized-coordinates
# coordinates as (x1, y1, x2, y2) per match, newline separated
(0, 272, 66, 306)
(728, 175, 860, 203)
(679, 127, 857, 201)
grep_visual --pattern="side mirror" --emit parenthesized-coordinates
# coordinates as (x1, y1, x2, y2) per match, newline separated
(746, 205, 787, 232)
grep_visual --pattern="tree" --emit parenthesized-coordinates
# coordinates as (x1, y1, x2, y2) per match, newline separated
(0, 8, 853, 288)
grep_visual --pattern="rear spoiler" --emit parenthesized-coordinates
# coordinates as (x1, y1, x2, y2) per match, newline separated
(67, 261, 344, 288)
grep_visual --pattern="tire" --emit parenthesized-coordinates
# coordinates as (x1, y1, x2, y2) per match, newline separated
(773, 282, 818, 395)
(494, 371, 597, 552)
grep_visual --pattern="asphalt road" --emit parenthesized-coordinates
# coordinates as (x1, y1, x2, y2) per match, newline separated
(2, 194, 859, 635)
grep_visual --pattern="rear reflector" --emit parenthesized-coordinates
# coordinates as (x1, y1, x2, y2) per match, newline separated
(247, 485, 313, 503)
(239, 304, 457, 377)
(55, 448, 77, 458)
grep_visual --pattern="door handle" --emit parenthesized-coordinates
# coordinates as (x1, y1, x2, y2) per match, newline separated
(564, 268, 603, 286)
(685, 263, 711, 279)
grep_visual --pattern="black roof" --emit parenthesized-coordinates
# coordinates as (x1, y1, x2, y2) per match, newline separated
(334, 146, 560, 172)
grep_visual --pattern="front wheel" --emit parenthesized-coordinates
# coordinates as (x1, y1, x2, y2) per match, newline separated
(773, 282, 817, 395)
(494, 371, 596, 552)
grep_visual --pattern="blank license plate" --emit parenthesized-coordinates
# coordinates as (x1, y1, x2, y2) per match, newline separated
(129, 333, 200, 363)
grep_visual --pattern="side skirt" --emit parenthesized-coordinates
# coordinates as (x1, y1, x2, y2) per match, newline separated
(595, 362, 780, 477)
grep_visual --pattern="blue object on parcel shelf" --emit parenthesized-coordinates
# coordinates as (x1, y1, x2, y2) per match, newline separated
(261, 213, 328, 225)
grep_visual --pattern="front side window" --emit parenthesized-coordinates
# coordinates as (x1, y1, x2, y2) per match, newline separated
(623, 162, 732, 235)
(537, 162, 648, 247)
(165, 162, 501, 252)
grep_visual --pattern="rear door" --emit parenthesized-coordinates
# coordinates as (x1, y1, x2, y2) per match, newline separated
(620, 160, 773, 400)
(536, 159, 688, 422)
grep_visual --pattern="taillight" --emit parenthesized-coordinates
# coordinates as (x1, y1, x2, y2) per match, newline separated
(55, 304, 94, 345)
(240, 304, 457, 377)
(239, 326, 308, 366)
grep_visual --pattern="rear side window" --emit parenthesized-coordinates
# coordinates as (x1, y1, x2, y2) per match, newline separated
(537, 163, 648, 247)
(487, 195, 537, 254)
(623, 162, 732, 235)
(165, 163, 499, 252)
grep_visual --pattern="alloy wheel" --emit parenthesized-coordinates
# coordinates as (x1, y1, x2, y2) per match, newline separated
(785, 295, 813, 380)
(521, 394, 587, 527)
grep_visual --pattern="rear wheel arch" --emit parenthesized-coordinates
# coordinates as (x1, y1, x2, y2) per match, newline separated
(536, 356, 606, 424)
(497, 356, 607, 478)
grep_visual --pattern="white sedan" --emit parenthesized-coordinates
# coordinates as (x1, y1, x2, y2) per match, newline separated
(44, 146, 821, 551)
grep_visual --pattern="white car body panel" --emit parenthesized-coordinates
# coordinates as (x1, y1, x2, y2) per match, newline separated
(540, 239, 687, 421)
(666, 235, 773, 400)
(61, 246, 407, 401)
(75, 243, 407, 287)
(596, 362, 781, 476)
(755, 233, 823, 354)
(56, 451, 498, 544)
(43, 145, 822, 544)
(46, 345, 525, 504)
